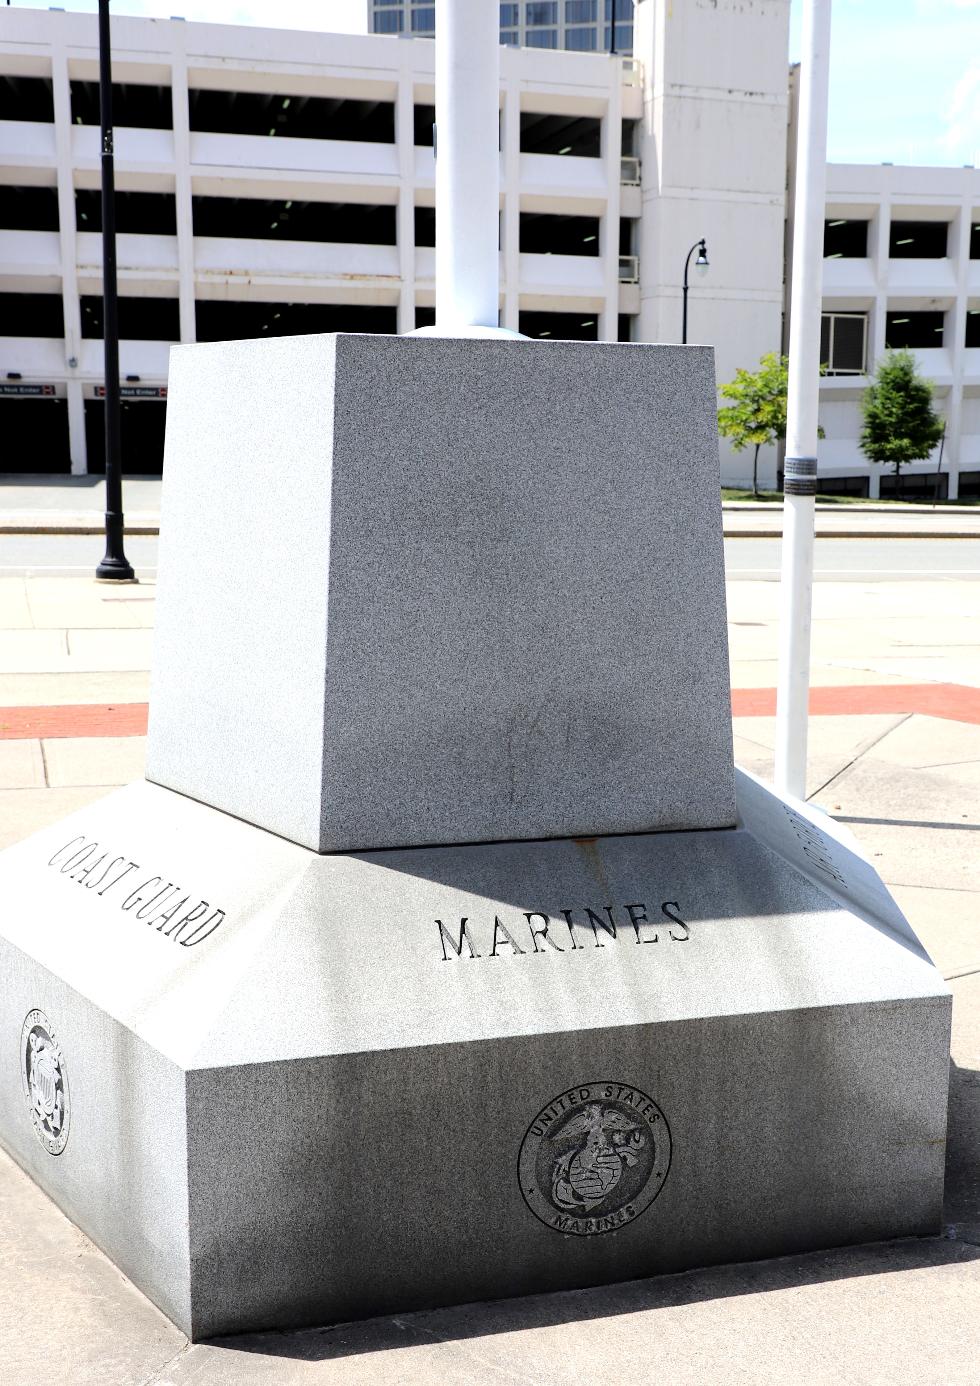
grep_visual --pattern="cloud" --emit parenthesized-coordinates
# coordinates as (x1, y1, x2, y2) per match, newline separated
(938, 60, 980, 162)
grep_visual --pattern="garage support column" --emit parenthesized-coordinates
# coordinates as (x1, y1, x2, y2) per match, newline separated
(599, 64, 623, 342)
(395, 62, 416, 336)
(501, 79, 520, 333)
(170, 32, 196, 344)
(51, 41, 87, 474)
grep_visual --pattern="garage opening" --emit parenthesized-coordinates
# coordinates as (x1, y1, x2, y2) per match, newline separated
(84, 399, 167, 476)
(0, 398, 70, 474)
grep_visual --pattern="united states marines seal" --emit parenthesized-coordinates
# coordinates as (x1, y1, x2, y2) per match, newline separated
(21, 1010, 70, 1156)
(519, 1081, 670, 1235)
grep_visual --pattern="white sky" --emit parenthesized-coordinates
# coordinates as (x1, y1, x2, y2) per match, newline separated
(7, 0, 980, 168)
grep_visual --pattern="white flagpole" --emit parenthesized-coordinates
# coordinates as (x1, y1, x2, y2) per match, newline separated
(434, 0, 500, 330)
(774, 0, 832, 798)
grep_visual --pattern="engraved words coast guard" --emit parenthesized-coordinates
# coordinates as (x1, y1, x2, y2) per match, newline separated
(437, 900, 690, 960)
(46, 834, 226, 946)
(519, 1082, 671, 1236)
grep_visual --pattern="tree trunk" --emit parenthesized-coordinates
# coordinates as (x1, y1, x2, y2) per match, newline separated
(895, 458, 901, 500)
(753, 443, 760, 498)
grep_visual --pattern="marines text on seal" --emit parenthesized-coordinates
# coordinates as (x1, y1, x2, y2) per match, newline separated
(20, 1009, 70, 1156)
(518, 1081, 671, 1236)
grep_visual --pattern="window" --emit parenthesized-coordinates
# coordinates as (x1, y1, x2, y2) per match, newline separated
(374, 10, 403, 31)
(815, 475, 870, 498)
(621, 119, 639, 156)
(824, 219, 868, 258)
(520, 112, 600, 157)
(411, 7, 436, 32)
(880, 472, 947, 501)
(566, 27, 598, 49)
(604, 23, 633, 49)
(885, 310, 944, 348)
(519, 311, 598, 340)
(0, 76, 54, 122)
(75, 190, 177, 235)
(414, 104, 435, 147)
(520, 212, 600, 255)
(889, 221, 948, 258)
(526, 2, 558, 22)
(819, 312, 867, 374)
(971, 222, 980, 259)
(70, 81, 172, 130)
(0, 292, 64, 337)
(619, 218, 635, 256)
(190, 91, 395, 143)
(414, 206, 435, 248)
(566, 0, 597, 19)
(192, 197, 397, 245)
(414, 305, 436, 331)
(0, 186, 59, 232)
(959, 470, 980, 499)
(500, 30, 520, 44)
(81, 295, 180, 341)
(966, 309, 980, 348)
(195, 300, 397, 342)
(526, 29, 558, 46)
(617, 313, 634, 342)
(500, 3, 520, 23)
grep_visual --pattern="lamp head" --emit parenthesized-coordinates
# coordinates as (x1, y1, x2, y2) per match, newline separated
(695, 240, 709, 276)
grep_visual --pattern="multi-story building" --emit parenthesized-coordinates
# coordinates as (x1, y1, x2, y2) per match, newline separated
(0, 0, 789, 479)
(368, 0, 635, 54)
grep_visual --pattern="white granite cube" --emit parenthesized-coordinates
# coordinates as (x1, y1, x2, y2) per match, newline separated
(146, 333, 735, 853)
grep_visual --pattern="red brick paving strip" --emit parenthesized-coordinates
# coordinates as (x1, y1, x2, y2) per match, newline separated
(0, 704, 149, 739)
(732, 683, 980, 725)
(1, 683, 978, 739)
(0, 681, 975, 737)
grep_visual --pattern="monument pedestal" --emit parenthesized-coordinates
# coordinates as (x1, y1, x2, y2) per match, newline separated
(0, 334, 950, 1338)
(0, 771, 949, 1339)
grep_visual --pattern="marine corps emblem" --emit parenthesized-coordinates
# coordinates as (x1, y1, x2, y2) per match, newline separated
(20, 1010, 70, 1156)
(519, 1081, 670, 1236)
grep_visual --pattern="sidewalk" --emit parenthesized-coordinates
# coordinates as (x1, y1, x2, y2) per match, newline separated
(4, 475, 980, 538)
(0, 571, 978, 1384)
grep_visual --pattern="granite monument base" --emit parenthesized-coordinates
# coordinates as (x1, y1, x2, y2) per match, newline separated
(0, 771, 950, 1339)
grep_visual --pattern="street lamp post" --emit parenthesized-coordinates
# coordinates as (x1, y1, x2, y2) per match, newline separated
(681, 238, 709, 344)
(95, 0, 135, 583)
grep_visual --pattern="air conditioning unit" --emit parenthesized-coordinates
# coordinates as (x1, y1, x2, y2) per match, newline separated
(618, 254, 639, 284)
(620, 156, 641, 185)
(622, 57, 642, 87)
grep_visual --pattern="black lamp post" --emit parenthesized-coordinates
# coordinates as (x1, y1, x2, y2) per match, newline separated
(681, 238, 709, 345)
(95, 0, 135, 583)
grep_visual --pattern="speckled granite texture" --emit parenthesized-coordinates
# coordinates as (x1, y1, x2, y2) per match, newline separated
(146, 333, 735, 853)
(0, 774, 950, 1337)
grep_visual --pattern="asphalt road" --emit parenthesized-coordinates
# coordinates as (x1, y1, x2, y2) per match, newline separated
(2, 533, 979, 579)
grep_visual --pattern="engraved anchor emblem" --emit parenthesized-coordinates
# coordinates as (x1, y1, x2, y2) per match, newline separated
(550, 1103, 647, 1213)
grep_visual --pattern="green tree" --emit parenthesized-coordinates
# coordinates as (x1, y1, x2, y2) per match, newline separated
(716, 352, 789, 497)
(859, 350, 944, 496)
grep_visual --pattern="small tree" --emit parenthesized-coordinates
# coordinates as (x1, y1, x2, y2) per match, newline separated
(717, 352, 789, 497)
(859, 349, 943, 496)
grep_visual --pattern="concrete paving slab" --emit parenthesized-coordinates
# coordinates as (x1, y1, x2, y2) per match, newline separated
(63, 629, 155, 673)
(0, 628, 70, 672)
(891, 885, 980, 977)
(0, 578, 32, 629)
(41, 734, 146, 788)
(0, 785, 114, 850)
(0, 738, 44, 789)
(0, 671, 152, 707)
(26, 581, 157, 630)
(865, 714, 980, 769)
